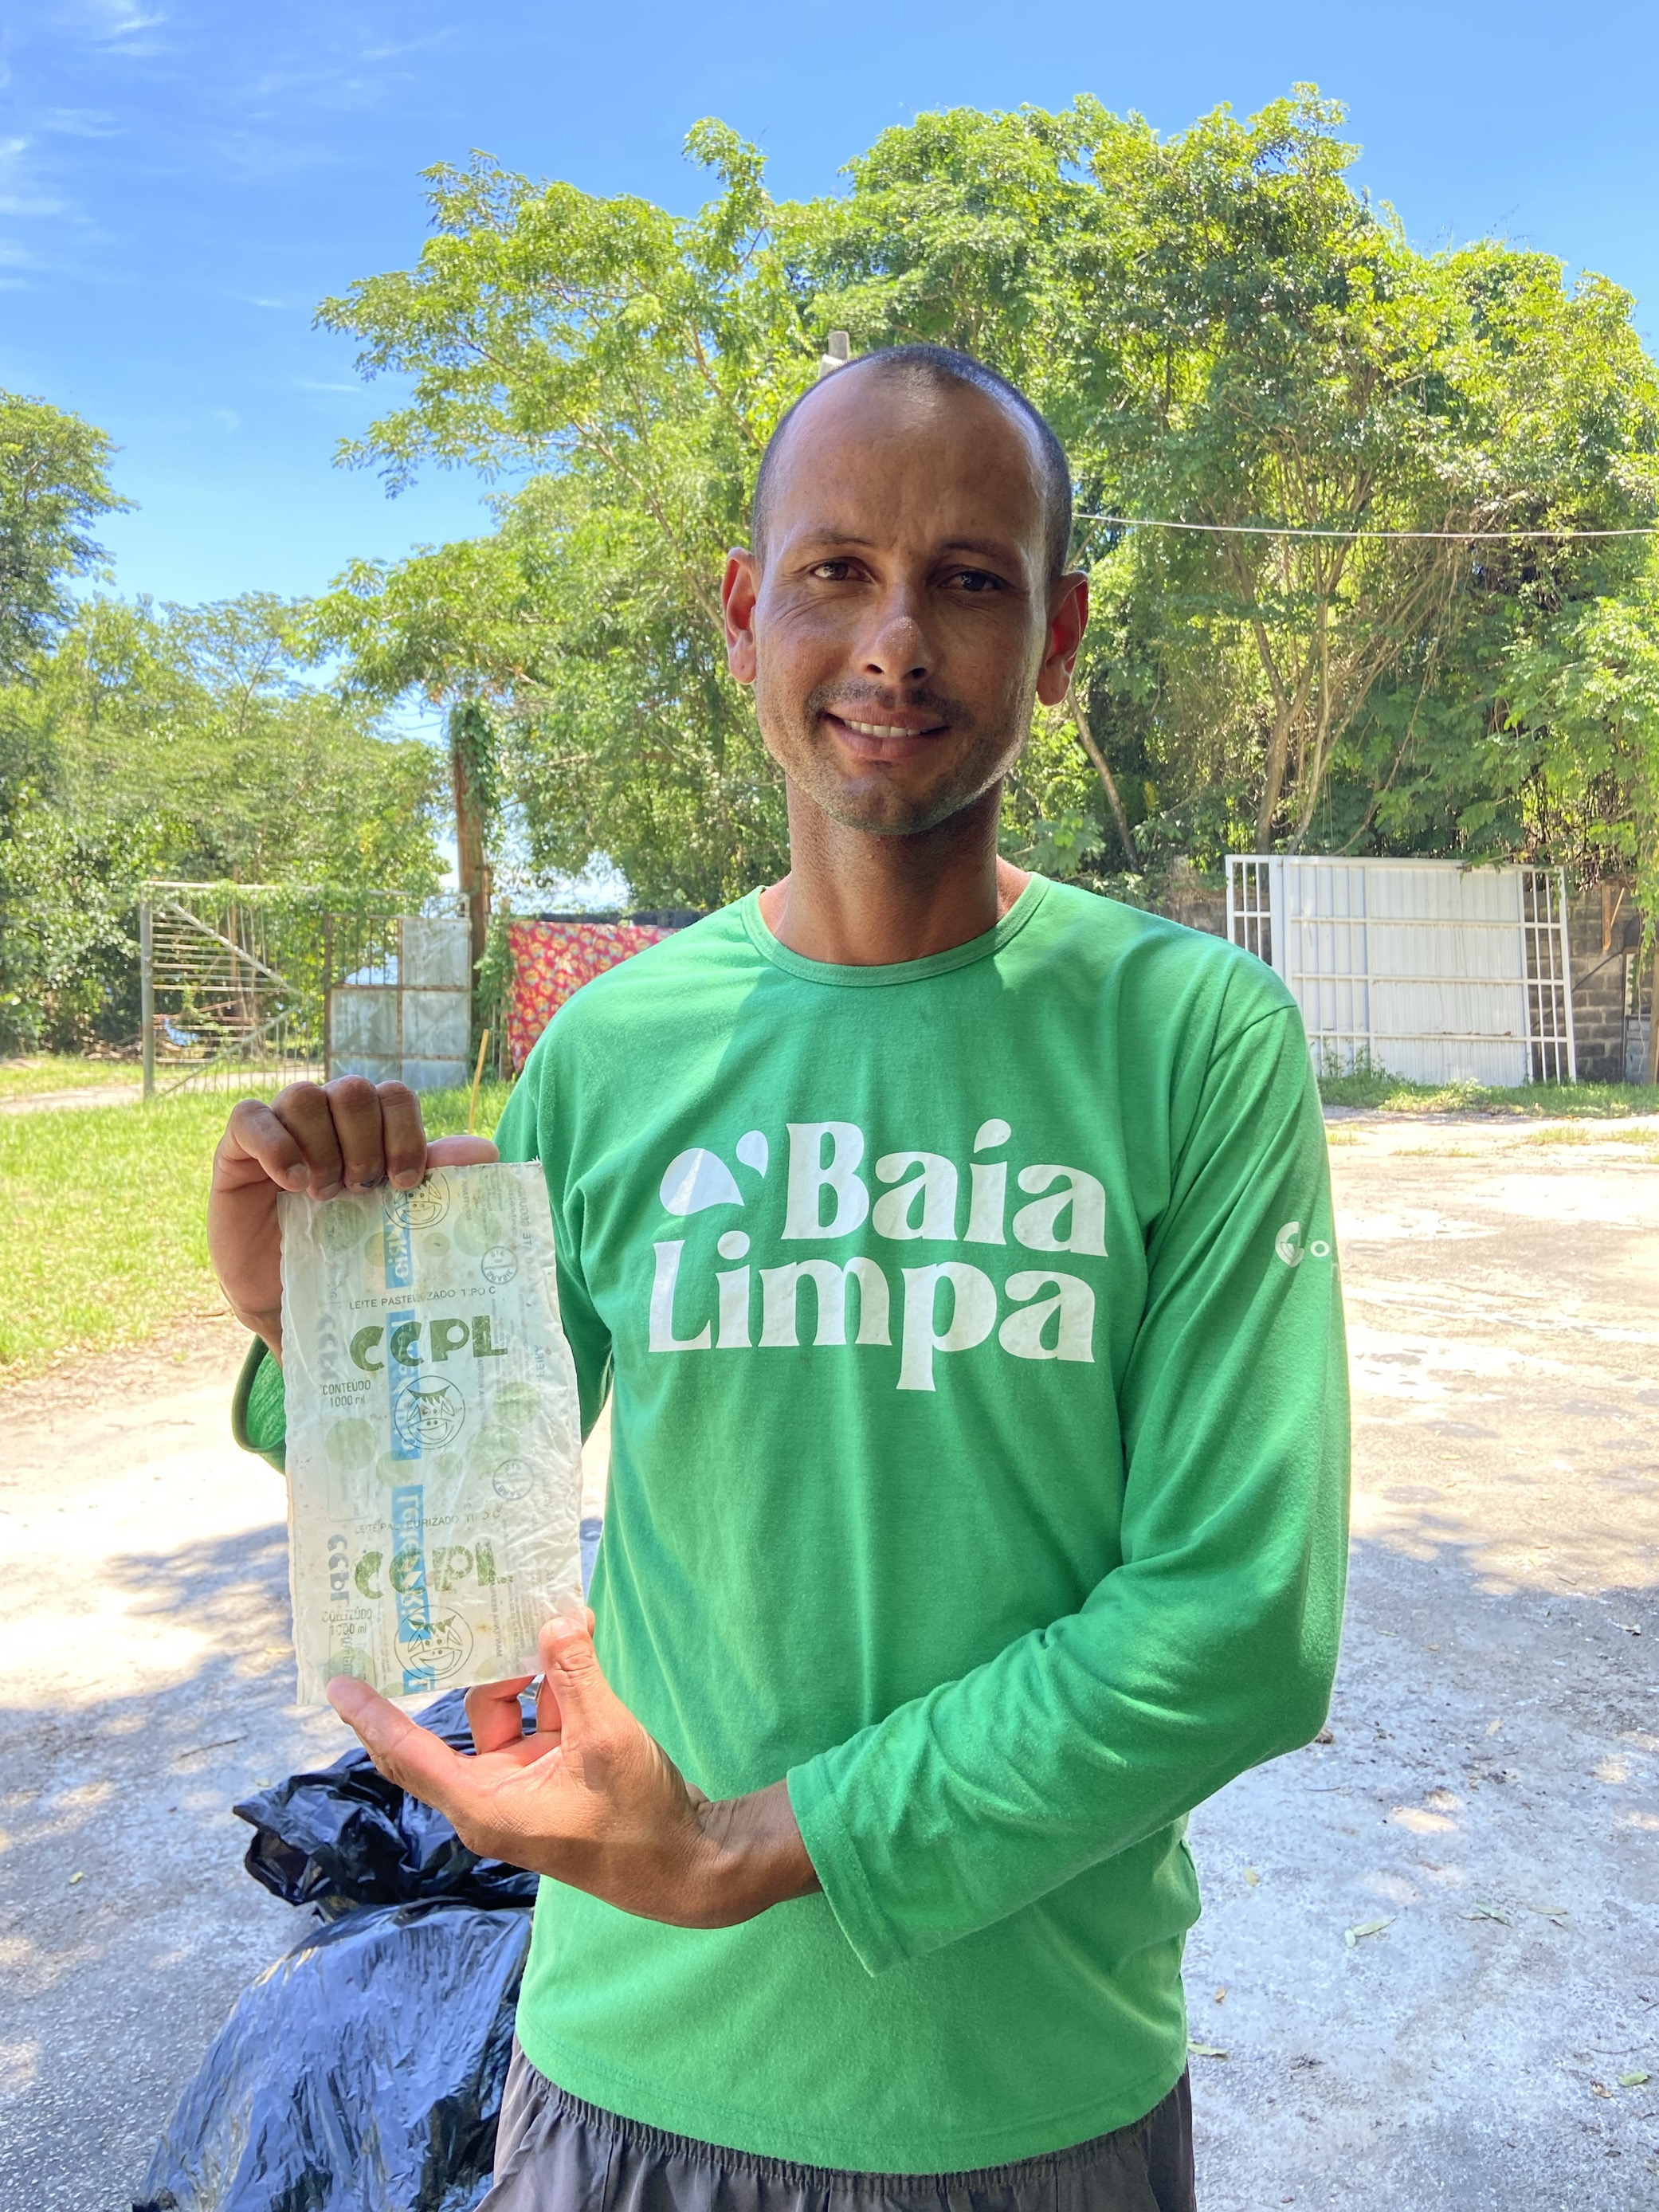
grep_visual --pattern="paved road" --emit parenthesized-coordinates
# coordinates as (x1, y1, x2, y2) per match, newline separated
(1, 1118, 1654, 2207)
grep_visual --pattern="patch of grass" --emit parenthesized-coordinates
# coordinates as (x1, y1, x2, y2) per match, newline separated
(0, 1053, 139, 1101)
(421, 1078, 516, 1139)
(0, 1091, 231, 1374)
(1319, 1069, 1659, 1119)
(0, 1075, 520, 1379)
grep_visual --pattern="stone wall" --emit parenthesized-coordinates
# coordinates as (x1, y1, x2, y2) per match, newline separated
(1153, 861, 1228, 939)
(1570, 884, 1649, 1084)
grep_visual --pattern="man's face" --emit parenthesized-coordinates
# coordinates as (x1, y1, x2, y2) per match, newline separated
(724, 370, 1087, 838)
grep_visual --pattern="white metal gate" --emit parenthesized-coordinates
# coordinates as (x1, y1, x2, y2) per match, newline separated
(139, 881, 324, 1099)
(1226, 857, 1575, 1085)
(327, 911, 473, 1092)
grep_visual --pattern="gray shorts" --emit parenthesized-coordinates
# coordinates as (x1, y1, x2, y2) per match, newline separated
(480, 2042, 1196, 2212)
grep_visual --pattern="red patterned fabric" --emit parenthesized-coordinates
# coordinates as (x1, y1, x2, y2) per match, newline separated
(506, 920, 678, 1069)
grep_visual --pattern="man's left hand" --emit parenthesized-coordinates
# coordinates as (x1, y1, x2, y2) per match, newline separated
(327, 1616, 819, 1928)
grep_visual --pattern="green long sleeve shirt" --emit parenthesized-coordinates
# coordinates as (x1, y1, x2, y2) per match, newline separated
(241, 877, 1348, 2171)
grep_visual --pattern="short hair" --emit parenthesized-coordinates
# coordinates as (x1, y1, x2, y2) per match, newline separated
(750, 343, 1074, 580)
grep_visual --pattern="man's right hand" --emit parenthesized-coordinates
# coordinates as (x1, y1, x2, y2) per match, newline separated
(209, 1077, 498, 1361)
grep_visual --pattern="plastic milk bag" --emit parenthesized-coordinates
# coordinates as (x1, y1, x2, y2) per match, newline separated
(278, 1160, 585, 1706)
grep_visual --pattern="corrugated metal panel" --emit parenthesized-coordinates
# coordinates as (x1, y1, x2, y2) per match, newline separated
(401, 988, 471, 1061)
(1227, 857, 1575, 1086)
(399, 916, 472, 990)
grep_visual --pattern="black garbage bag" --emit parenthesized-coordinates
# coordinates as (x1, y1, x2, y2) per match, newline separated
(231, 1687, 538, 1918)
(136, 1687, 543, 2212)
(134, 1899, 530, 2212)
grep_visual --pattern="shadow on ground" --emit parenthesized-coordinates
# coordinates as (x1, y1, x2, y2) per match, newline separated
(0, 1518, 339, 2210)
(2, 1509, 1655, 2210)
(6, 1121, 1659, 2209)
(1189, 1528, 1658, 2212)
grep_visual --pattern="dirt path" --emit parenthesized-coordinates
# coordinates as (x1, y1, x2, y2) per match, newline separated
(0, 1084, 143, 1115)
(1190, 1116, 1659, 2207)
(0, 1123, 1654, 2208)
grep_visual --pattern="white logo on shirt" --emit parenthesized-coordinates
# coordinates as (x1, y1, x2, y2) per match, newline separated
(1274, 1221, 1332, 1267)
(649, 1119, 1104, 1391)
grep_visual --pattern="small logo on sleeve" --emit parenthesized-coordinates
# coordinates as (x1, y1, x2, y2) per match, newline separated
(1275, 1221, 1332, 1267)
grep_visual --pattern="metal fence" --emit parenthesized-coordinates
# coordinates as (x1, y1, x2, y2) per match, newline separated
(137, 883, 471, 1100)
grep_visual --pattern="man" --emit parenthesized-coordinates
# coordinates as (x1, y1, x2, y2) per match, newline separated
(211, 345, 1348, 2210)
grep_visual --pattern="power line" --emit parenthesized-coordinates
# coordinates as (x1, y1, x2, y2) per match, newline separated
(1075, 513, 1659, 542)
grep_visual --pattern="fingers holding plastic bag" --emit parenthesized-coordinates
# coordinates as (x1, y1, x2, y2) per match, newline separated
(326, 1674, 476, 1813)
(466, 1669, 543, 1754)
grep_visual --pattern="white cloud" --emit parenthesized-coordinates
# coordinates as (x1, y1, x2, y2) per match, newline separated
(0, 136, 92, 231)
(238, 28, 459, 116)
(67, 0, 168, 45)
(204, 129, 343, 185)
(213, 408, 241, 432)
(40, 108, 121, 139)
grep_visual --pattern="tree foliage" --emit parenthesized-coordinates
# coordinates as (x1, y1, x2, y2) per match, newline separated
(0, 594, 444, 1050)
(0, 390, 129, 679)
(786, 95, 1659, 871)
(309, 90, 1658, 916)
(314, 123, 815, 907)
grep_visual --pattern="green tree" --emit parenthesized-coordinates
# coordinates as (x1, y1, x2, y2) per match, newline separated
(4, 593, 444, 888)
(0, 786, 143, 1052)
(319, 91, 1659, 904)
(790, 93, 1659, 858)
(0, 391, 128, 677)
(314, 123, 825, 906)
(0, 593, 445, 1049)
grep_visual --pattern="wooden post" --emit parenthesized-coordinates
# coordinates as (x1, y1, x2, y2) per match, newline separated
(322, 913, 334, 1083)
(468, 1029, 491, 1135)
(449, 704, 491, 986)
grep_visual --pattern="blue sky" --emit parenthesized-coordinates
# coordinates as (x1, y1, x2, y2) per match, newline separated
(4, 0, 1657, 614)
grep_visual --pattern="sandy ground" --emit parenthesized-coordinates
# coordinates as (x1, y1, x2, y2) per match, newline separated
(1186, 1115, 1659, 2207)
(1, 1118, 1655, 2209)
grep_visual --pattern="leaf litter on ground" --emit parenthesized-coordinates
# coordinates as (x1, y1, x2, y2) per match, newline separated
(1345, 1918, 1393, 1947)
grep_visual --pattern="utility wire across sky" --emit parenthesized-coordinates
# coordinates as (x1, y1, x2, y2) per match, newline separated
(1076, 515, 1659, 541)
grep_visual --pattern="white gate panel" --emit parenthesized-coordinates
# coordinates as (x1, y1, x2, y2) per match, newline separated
(327, 912, 473, 1092)
(1227, 857, 1574, 1086)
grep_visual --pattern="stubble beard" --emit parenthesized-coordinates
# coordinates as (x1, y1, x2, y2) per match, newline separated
(755, 671, 1032, 839)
